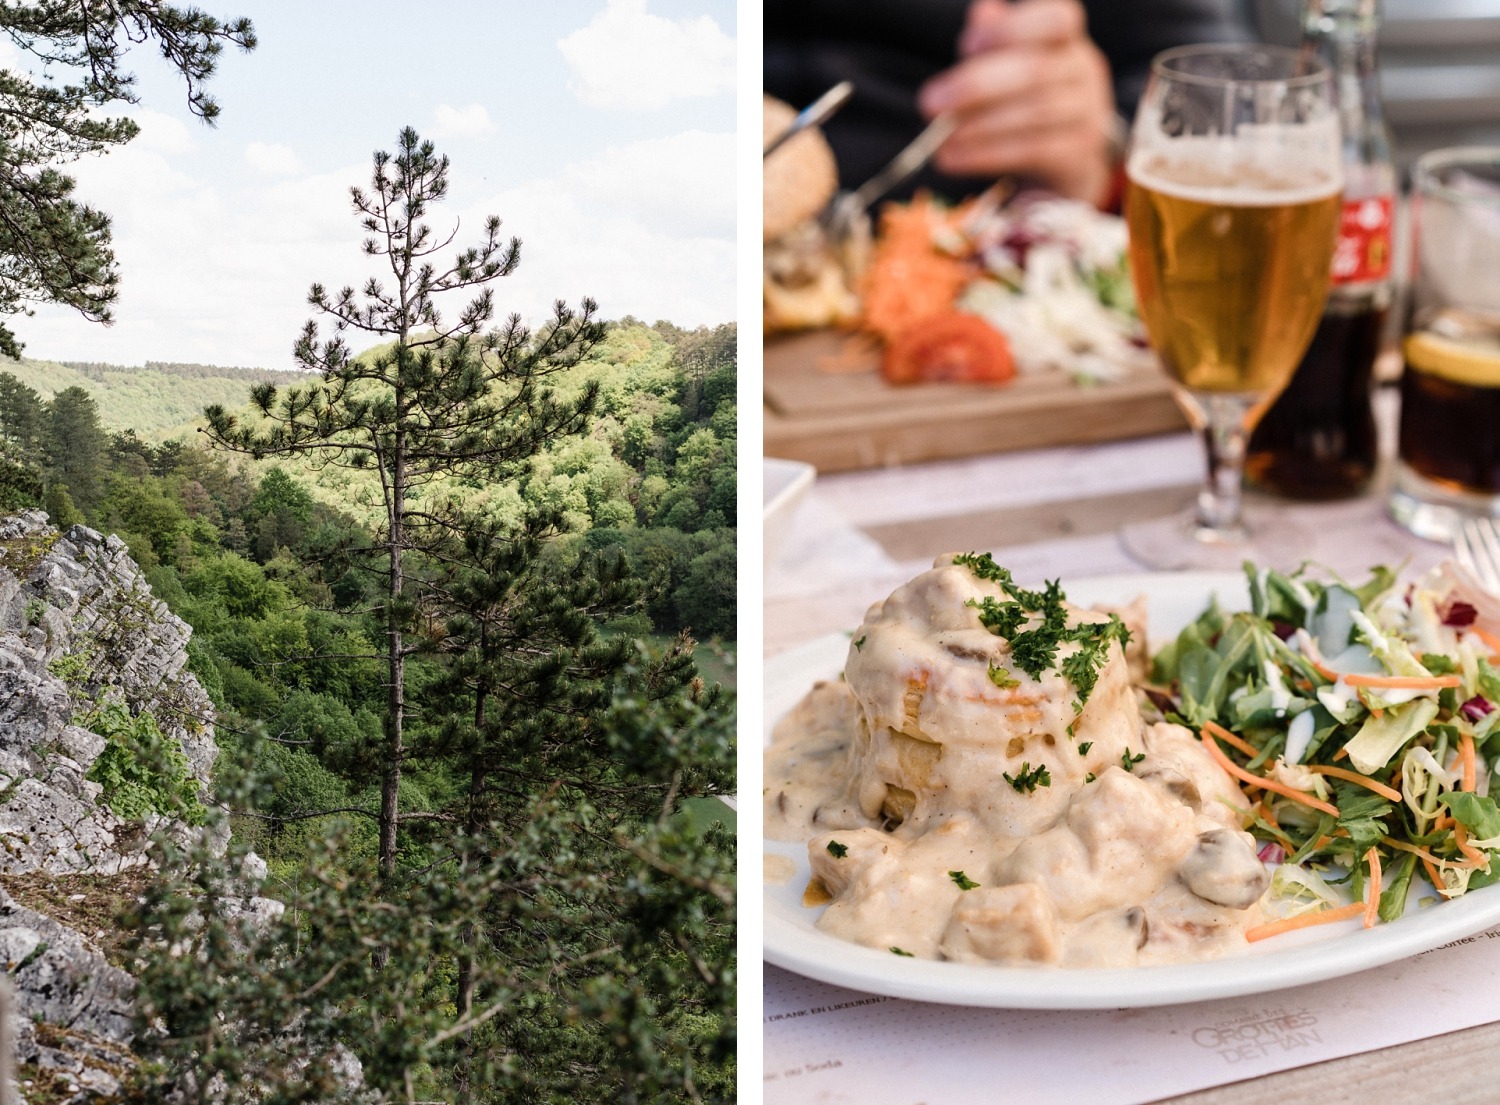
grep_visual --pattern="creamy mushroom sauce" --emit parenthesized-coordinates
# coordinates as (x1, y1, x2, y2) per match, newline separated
(765, 559, 1269, 967)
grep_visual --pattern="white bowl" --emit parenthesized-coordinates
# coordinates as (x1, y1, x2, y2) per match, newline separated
(764, 457, 815, 567)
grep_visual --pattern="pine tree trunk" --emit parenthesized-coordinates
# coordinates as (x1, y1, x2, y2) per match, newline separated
(454, 685, 487, 1102)
(379, 439, 406, 882)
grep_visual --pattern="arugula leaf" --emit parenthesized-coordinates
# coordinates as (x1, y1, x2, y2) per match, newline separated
(1378, 851, 1417, 923)
(1333, 782, 1394, 854)
(1442, 791, 1500, 840)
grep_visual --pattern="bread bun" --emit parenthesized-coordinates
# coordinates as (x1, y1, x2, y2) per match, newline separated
(764, 95, 839, 242)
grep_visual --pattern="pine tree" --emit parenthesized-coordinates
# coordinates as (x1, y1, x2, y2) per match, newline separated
(0, 2, 255, 356)
(202, 128, 607, 880)
(46, 385, 107, 511)
(0, 372, 47, 464)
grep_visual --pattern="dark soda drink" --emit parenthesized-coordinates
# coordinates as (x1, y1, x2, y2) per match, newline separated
(1398, 327, 1500, 495)
(1246, 298, 1384, 499)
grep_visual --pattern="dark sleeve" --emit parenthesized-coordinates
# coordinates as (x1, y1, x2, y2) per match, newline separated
(766, 0, 1260, 201)
(1085, 0, 1257, 119)
(765, 0, 975, 197)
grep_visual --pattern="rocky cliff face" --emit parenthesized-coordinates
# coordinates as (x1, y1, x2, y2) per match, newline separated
(0, 511, 219, 1100)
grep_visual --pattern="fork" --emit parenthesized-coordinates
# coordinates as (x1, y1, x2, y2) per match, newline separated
(1454, 516, 1500, 594)
(822, 111, 958, 243)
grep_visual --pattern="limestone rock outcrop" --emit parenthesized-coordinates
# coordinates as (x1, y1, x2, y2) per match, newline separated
(0, 511, 217, 1100)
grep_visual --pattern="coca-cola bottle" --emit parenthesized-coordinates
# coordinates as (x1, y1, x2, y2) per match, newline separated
(1246, 0, 1395, 500)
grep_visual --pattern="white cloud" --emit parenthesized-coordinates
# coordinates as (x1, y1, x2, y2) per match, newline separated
(559, 130, 734, 239)
(432, 103, 498, 140)
(18, 130, 733, 367)
(447, 131, 735, 329)
(23, 139, 373, 369)
(119, 107, 196, 157)
(558, 0, 734, 112)
(244, 141, 302, 176)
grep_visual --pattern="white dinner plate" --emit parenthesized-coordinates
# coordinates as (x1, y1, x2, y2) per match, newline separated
(764, 570, 1500, 1008)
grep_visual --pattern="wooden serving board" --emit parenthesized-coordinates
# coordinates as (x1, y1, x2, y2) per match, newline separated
(764, 329, 1189, 473)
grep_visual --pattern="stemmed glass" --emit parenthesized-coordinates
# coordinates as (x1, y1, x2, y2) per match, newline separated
(1120, 45, 1344, 570)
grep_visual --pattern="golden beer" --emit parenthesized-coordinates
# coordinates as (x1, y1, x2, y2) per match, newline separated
(1126, 154, 1341, 395)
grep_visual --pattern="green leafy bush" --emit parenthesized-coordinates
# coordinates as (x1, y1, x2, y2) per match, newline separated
(83, 702, 205, 823)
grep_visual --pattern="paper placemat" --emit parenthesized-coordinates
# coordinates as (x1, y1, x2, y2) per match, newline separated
(764, 930, 1500, 1104)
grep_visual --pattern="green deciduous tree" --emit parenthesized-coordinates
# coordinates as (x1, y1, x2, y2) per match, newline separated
(0, 1, 254, 356)
(203, 128, 607, 880)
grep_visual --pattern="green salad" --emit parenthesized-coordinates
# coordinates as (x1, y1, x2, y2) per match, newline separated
(1151, 562, 1500, 931)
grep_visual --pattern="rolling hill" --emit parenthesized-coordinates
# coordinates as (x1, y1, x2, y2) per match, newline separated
(1, 357, 307, 438)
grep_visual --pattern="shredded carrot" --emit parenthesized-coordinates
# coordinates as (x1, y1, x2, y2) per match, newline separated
(1472, 625, 1500, 655)
(1357, 689, 1384, 718)
(1461, 730, 1477, 793)
(1363, 847, 1382, 928)
(1455, 823, 1489, 868)
(860, 197, 973, 343)
(1342, 672, 1462, 689)
(1422, 855, 1447, 894)
(1382, 836, 1445, 865)
(1309, 764, 1403, 803)
(1432, 813, 1454, 833)
(1308, 658, 1460, 690)
(1202, 719, 1258, 759)
(1308, 658, 1339, 682)
(1257, 800, 1280, 830)
(1381, 834, 1488, 871)
(1333, 746, 1349, 762)
(1245, 901, 1366, 943)
(1197, 728, 1340, 817)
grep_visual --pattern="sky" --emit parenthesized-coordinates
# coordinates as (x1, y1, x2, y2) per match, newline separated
(8, 0, 736, 369)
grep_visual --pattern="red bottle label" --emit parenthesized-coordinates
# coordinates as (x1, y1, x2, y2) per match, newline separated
(1330, 195, 1393, 285)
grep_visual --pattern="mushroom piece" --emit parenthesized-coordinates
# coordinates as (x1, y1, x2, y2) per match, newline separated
(1178, 828, 1270, 909)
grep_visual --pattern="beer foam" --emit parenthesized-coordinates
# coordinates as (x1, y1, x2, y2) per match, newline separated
(1128, 107, 1344, 205)
(1127, 148, 1342, 206)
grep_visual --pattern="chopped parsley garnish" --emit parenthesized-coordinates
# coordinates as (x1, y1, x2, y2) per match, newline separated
(953, 553, 1131, 711)
(1122, 749, 1145, 772)
(1085, 772, 1096, 783)
(987, 663, 1020, 689)
(890, 946, 914, 957)
(826, 841, 848, 859)
(1078, 742, 1093, 756)
(854, 635, 867, 651)
(1003, 761, 1051, 793)
(1061, 616, 1131, 712)
(967, 596, 1028, 639)
(949, 870, 979, 891)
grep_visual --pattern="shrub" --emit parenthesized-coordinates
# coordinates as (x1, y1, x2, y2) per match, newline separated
(83, 702, 205, 823)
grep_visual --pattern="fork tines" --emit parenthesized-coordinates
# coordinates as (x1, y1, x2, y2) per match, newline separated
(1456, 516, 1500, 595)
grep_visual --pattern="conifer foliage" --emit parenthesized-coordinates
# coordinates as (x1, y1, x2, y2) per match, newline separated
(0, 1, 255, 356)
(203, 128, 608, 881)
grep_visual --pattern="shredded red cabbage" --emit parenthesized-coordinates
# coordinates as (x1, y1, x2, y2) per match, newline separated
(1443, 600, 1479, 627)
(1461, 695, 1494, 722)
(1257, 841, 1286, 865)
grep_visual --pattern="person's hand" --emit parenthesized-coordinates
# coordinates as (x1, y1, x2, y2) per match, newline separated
(918, 0, 1118, 206)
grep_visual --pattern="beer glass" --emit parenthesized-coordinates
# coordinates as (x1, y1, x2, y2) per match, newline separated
(1121, 45, 1343, 569)
(1389, 148, 1500, 541)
